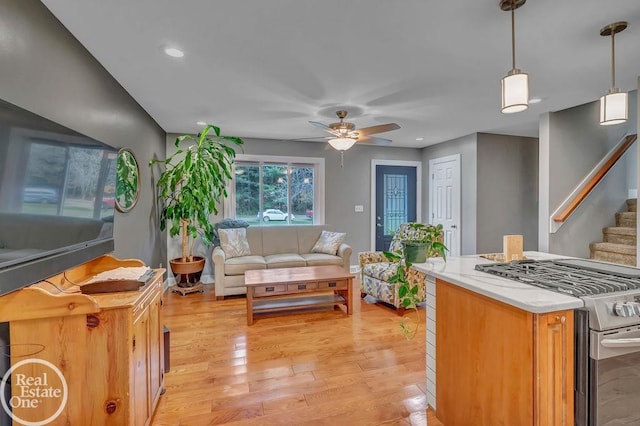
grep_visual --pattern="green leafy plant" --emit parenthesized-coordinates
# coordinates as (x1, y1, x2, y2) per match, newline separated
(149, 124, 243, 262)
(383, 249, 422, 339)
(403, 223, 448, 261)
(115, 149, 139, 211)
(384, 223, 448, 339)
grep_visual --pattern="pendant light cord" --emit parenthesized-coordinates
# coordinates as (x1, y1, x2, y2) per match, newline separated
(511, 5, 516, 70)
(611, 31, 616, 88)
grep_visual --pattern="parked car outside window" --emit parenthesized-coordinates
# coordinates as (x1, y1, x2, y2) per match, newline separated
(258, 209, 295, 222)
(23, 186, 59, 204)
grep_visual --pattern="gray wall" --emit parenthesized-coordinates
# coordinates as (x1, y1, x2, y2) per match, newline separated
(166, 133, 423, 268)
(0, 0, 166, 268)
(0, 1, 166, 424)
(476, 133, 539, 253)
(540, 90, 638, 257)
(422, 134, 478, 254)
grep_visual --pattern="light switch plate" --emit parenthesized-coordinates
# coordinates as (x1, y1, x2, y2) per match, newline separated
(355, 205, 364, 213)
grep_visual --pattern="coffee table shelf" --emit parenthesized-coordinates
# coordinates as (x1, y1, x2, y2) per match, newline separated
(253, 294, 346, 313)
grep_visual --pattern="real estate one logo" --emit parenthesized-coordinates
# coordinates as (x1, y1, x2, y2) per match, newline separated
(0, 358, 68, 426)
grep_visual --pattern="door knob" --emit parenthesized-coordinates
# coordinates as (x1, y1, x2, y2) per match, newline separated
(451, 224, 457, 229)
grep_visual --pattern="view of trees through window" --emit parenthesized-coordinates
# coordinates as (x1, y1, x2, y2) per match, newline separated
(21, 142, 116, 219)
(234, 161, 314, 225)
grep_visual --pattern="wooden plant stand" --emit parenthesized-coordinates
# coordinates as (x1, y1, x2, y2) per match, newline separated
(172, 282, 204, 296)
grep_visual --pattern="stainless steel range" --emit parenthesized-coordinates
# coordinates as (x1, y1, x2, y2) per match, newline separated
(476, 258, 640, 426)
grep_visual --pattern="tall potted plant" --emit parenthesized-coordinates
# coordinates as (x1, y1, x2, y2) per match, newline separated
(150, 124, 243, 287)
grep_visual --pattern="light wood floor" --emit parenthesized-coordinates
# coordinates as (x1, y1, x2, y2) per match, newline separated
(152, 282, 442, 425)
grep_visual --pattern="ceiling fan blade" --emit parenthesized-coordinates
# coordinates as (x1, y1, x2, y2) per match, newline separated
(309, 120, 332, 130)
(357, 136, 393, 146)
(353, 123, 400, 137)
(309, 121, 341, 136)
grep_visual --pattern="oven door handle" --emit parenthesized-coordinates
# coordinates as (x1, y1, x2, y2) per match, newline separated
(601, 338, 640, 348)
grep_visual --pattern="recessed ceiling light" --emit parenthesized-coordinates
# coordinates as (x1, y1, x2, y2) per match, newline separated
(416, 137, 424, 141)
(196, 121, 207, 126)
(164, 47, 184, 58)
(529, 97, 542, 104)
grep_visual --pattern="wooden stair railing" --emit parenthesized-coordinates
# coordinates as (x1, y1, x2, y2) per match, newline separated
(553, 134, 637, 223)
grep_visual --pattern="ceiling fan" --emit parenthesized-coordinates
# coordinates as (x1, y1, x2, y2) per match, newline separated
(309, 110, 400, 151)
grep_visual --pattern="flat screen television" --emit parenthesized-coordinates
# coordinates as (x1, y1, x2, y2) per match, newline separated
(0, 98, 117, 295)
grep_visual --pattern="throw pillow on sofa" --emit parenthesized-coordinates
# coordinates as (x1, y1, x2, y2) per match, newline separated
(212, 218, 250, 246)
(218, 228, 251, 259)
(311, 230, 346, 256)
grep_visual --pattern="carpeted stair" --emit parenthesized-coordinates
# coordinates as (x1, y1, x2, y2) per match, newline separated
(590, 199, 637, 266)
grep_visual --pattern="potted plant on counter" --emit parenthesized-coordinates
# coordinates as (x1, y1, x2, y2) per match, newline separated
(401, 223, 447, 263)
(150, 124, 243, 288)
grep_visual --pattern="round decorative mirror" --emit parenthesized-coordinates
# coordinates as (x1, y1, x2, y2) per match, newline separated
(115, 148, 140, 213)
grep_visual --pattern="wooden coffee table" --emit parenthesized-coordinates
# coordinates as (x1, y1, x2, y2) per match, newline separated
(244, 265, 354, 325)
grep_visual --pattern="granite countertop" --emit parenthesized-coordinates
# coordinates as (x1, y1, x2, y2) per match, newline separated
(412, 251, 584, 313)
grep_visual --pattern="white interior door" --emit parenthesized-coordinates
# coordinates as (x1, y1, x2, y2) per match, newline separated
(429, 154, 461, 256)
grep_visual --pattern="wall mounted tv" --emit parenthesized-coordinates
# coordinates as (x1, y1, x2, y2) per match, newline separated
(0, 98, 117, 295)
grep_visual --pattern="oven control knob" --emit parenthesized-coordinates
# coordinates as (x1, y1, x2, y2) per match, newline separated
(613, 302, 640, 317)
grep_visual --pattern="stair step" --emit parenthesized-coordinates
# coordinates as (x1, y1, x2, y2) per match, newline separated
(627, 198, 637, 212)
(603, 227, 637, 245)
(615, 211, 636, 227)
(590, 242, 636, 255)
(590, 250, 637, 266)
(590, 242, 637, 266)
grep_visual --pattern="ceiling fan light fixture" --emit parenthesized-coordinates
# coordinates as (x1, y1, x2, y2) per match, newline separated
(599, 21, 628, 126)
(501, 69, 529, 113)
(500, 0, 529, 114)
(328, 137, 357, 151)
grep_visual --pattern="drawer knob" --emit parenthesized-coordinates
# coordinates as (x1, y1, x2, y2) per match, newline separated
(328, 282, 337, 287)
(298, 284, 307, 290)
(266, 287, 275, 292)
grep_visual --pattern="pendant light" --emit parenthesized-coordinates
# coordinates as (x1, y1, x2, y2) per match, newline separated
(599, 22, 628, 126)
(500, 0, 529, 114)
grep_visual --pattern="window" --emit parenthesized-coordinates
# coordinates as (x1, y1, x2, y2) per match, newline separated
(229, 155, 324, 226)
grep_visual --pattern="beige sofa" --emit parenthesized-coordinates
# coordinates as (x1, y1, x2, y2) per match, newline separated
(212, 225, 351, 299)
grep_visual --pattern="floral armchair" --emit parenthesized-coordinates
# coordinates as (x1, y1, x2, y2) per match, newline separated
(359, 223, 428, 315)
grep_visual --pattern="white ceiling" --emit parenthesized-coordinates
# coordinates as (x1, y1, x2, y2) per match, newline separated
(41, 0, 640, 148)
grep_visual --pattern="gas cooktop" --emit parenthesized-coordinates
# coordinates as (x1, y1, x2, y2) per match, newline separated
(475, 258, 640, 297)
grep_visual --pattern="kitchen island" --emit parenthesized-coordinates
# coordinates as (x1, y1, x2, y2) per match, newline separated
(413, 252, 583, 426)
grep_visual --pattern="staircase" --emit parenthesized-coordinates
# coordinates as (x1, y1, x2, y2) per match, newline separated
(590, 199, 637, 266)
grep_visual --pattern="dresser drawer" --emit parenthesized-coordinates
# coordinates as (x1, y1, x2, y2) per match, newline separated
(254, 284, 287, 296)
(318, 279, 347, 290)
(286, 282, 318, 292)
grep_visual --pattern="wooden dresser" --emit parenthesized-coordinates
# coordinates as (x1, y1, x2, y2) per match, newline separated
(0, 255, 165, 425)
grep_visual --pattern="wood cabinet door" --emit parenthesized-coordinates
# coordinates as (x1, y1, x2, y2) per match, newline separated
(534, 311, 574, 426)
(133, 308, 150, 426)
(148, 294, 163, 408)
